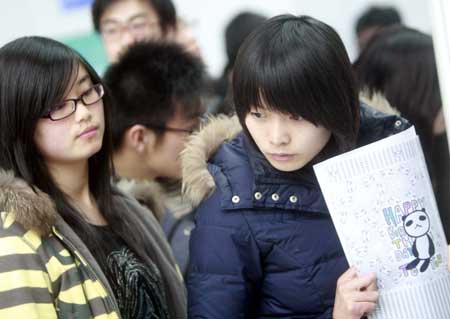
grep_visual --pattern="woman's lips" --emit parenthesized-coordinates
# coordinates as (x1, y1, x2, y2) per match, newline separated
(267, 153, 295, 161)
(78, 126, 98, 139)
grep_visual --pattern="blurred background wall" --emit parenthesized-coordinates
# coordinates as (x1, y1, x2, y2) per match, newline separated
(0, 0, 431, 76)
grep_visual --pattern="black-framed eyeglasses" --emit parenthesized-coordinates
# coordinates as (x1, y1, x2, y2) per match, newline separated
(44, 84, 104, 121)
(100, 14, 159, 41)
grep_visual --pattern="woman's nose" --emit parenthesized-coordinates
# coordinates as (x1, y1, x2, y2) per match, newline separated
(269, 119, 290, 146)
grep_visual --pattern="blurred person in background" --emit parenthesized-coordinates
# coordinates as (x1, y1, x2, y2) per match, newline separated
(104, 40, 206, 279)
(354, 25, 450, 243)
(355, 5, 402, 52)
(214, 11, 267, 115)
(92, 0, 201, 63)
(92, 0, 220, 120)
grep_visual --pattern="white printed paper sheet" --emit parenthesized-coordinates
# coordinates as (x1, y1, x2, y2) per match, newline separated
(314, 127, 450, 319)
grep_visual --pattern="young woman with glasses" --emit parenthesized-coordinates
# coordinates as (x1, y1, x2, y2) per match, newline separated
(0, 36, 186, 319)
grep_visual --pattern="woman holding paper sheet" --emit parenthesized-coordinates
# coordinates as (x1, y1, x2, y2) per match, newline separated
(182, 15, 409, 319)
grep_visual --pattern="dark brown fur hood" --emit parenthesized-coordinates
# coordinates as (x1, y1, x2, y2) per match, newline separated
(0, 170, 57, 235)
(0, 170, 167, 235)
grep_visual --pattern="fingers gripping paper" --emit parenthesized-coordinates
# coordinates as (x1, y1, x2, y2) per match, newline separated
(314, 127, 450, 318)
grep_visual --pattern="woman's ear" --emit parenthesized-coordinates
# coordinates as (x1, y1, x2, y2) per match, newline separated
(126, 125, 156, 153)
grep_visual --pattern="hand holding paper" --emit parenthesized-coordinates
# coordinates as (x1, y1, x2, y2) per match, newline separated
(333, 267, 379, 319)
(314, 127, 450, 319)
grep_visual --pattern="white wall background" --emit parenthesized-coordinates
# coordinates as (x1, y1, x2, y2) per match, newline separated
(0, 0, 432, 77)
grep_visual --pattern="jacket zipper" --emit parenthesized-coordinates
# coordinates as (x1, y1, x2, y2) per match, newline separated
(52, 228, 122, 319)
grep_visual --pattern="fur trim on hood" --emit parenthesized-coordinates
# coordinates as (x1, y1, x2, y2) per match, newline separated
(0, 170, 168, 234)
(0, 170, 57, 235)
(115, 178, 166, 222)
(359, 90, 399, 116)
(181, 115, 241, 207)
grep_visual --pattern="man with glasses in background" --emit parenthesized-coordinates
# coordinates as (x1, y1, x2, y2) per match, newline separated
(103, 40, 205, 279)
(92, 0, 201, 63)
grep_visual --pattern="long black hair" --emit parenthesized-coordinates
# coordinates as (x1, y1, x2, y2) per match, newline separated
(0, 36, 145, 262)
(233, 15, 360, 155)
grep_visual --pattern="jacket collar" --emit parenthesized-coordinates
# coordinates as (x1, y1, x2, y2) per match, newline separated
(203, 132, 328, 212)
(181, 99, 409, 211)
(181, 115, 326, 212)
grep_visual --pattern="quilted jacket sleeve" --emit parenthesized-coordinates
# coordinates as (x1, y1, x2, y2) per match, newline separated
(187, 192, 262, 319)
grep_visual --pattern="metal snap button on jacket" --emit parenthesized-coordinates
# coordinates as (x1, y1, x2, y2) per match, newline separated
(289, 195, 298, 203)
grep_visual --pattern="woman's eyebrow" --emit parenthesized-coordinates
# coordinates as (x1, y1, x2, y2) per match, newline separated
(76, 74, 91, 87)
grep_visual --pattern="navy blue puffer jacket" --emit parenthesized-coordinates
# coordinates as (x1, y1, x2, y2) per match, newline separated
(181, 103, 409, 319)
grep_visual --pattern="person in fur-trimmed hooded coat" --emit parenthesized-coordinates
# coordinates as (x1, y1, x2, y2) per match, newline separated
(181, 102, 409, 319)
(0, 170, 187, 319)
(0, 36, 186, 319)
(180, 13, 412, 319)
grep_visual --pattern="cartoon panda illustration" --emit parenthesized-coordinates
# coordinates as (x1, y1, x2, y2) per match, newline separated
(402, 208, 435, 272)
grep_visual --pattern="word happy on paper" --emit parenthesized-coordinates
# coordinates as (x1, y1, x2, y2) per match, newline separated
(382, 198, 443, 276)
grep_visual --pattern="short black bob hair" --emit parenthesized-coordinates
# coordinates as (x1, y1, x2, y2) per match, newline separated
(233, 14, 360, 154)
(103, 40, 205, 150)
(92, 0, 177, 35)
